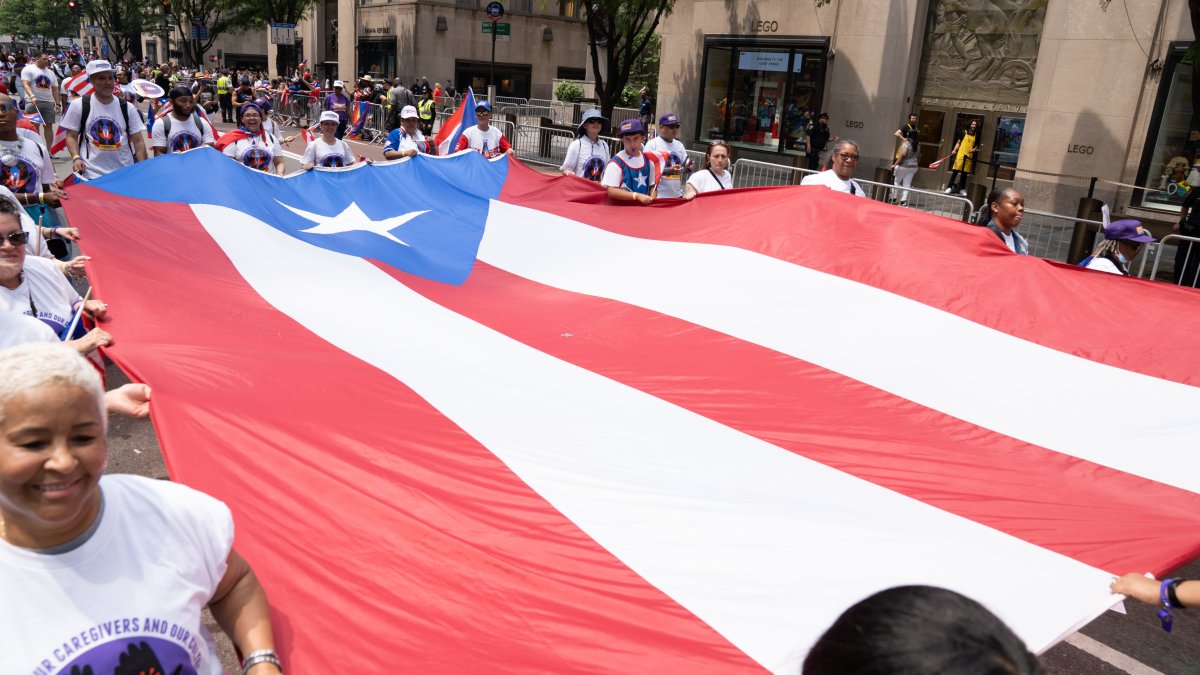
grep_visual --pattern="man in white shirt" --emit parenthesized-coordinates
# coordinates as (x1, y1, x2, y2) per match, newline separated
(61, 60, 148, 180)
(20, 51, 61, 151)
(800, 139, 866, 196)
(644, 112, 694, 198)
(151, 86, 216, 155)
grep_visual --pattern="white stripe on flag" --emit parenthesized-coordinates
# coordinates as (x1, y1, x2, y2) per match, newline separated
(476, 201, 1200, 494)
(197, 204, 1115, 672)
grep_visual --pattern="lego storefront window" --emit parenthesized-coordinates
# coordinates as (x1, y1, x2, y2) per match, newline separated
(1140, 52, 1196, 212)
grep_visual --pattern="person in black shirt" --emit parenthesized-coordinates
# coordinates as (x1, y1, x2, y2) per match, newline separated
(1174, 186, 1200, 287)
(806, 112, 838, 171)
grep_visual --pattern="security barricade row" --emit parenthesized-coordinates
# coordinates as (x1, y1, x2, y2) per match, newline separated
(729, 159, 975, 222)
(511, 124, 577, 167)
(1134, 234, 1200, 287)
(1011, 209, 1104, 263)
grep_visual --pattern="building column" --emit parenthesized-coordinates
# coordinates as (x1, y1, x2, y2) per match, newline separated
(339, 0, 356, 82)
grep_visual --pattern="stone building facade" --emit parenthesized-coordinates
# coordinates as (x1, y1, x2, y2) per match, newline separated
(657, 0, 1195, 218)
(274, 0, 589, 101)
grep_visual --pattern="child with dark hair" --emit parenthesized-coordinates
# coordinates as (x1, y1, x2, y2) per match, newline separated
(803, 585, 1043, 675)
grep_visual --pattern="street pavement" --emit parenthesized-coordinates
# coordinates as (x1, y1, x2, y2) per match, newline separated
(48, 122, 1200, 674)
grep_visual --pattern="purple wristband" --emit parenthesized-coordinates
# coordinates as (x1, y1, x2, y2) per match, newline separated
(1158, 578, 1177, 633)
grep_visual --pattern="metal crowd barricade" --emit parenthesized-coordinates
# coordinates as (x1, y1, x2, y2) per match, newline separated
(512, 124, 576, 167)
(730, 158, 807, 188)
(364, 101, 390, 145)
(728, 158, 975, 221)
(1138, 234, 1200, 287)
(1011, 209, 1105, 262)
(602, 106, 638, 128)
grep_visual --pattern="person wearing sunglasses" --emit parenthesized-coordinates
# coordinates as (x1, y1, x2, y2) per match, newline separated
(644, 112, 694, 198)
(455, 101, 514, 158)
(800, 139, 865, 196)
(0, 93, 68, 227)
(0, 200, 111, 355)
(1080, 219, 1155, 276)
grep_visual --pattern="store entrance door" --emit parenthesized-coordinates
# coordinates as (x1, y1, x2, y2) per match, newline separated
(912, 107, 1026, 195)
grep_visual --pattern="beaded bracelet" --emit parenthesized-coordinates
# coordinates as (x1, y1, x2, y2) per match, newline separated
(241, 649, 282, 674)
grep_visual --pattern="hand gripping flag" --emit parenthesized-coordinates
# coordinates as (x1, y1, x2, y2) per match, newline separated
(18, 109, 45, 127)
(433, 86, 479, 155)
(61, 148, 1200, 673)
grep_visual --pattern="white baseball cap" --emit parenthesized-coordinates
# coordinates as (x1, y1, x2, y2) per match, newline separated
(85, 60, 114, 76)
(333, 80, 344, 88)
(400, 105, 419, 119)
(319, 111, 340, 124)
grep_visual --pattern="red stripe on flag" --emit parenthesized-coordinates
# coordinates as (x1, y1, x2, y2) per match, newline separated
(380, 259, 1200, 575)
(498, 161, 1200, 388)
(66, 186, 764, 674)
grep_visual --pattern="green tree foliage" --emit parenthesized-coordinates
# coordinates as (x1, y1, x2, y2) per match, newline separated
(83, 0, 156, 61)
(239, 0, 319, 76)
(569, 0, 676, 119)
(554, 80, 583, 102)
(627, 31, 660, 100)
(0, 0, 80, 46)
(162, 0, 261, 68)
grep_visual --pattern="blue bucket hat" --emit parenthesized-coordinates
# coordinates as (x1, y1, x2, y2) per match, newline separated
(475, 100, 492, 112)
(577, 108, 608, 136)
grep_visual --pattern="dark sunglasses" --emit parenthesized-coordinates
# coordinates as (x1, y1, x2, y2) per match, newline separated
(0, 102, 17, 113)
(1, 230, 30, 247)
(476, 110, 491, 115)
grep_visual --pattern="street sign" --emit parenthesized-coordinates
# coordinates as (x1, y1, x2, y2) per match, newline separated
(269, 22, 296, 46)
(481, 22, 510, 35)
(192, 25, 208, 40)
(485, 1, 504, 19)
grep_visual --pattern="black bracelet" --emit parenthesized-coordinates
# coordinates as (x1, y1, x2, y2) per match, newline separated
(1168, 579, 1186, 609)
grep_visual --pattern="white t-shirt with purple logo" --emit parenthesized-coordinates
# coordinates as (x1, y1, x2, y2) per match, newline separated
(0, 474, 233, 675)
(222, 133, 282, 172)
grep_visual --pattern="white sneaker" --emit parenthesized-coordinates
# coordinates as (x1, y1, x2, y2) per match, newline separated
(959, 189, 967, 196)
(944, 187, 954, 194)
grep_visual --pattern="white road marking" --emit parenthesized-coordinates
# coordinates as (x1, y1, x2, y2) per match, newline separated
(1064, 633, 1165, 675)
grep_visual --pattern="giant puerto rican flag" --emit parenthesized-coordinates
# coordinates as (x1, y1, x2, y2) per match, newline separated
(63, 148, 1200, 673)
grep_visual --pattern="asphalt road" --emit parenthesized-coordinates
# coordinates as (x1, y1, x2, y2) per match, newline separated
(54, 121, 1200, 674)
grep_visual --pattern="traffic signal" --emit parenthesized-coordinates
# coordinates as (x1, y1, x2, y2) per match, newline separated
(67, 0, 80, 17)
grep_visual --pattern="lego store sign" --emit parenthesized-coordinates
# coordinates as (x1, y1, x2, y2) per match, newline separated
(748, 20, 779, 32)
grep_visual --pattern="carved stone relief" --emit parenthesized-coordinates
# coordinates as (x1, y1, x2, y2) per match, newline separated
(916, 0, 1048, 106)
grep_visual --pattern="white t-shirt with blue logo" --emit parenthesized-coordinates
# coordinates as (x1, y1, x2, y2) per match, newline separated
(150, 113, 216, 153)
(60, 95, 147, 179)
(302, 137, 356, 168)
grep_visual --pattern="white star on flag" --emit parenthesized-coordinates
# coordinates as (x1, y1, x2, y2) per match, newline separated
(635, 173, 648, 188)
(277, 200, 429, 247)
